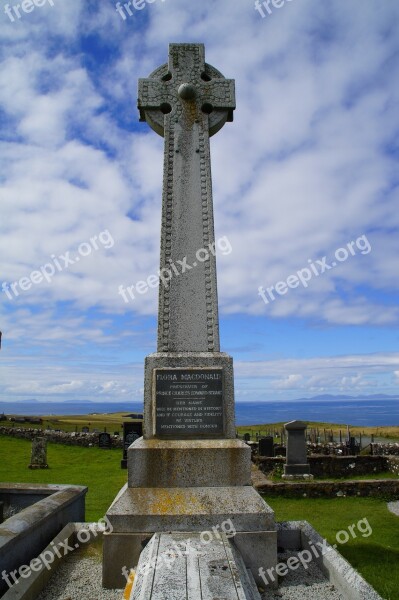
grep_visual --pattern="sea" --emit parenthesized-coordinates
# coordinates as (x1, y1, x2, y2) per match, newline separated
(0, 399, 398, 427)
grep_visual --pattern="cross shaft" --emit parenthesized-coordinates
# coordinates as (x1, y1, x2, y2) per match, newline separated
(138, 43, 235, 353)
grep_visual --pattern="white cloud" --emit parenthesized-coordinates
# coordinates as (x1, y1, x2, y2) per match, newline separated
(1, 0, 398, 404)
(273, 374, 303, 389)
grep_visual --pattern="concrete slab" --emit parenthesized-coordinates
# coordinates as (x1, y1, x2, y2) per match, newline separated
(128, 533, 257, 600)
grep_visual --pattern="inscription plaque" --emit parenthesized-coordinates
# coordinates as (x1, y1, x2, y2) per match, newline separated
(154, 368, 224, 436)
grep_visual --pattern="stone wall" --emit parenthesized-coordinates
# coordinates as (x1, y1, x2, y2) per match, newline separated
(255, 455, 396, 478)
(371, 443, 399, 456)
(386, 456, 399, 475)
(0, 427, 123, 448)
(257, 479, 399, 499)
(253, 440, 399, 456)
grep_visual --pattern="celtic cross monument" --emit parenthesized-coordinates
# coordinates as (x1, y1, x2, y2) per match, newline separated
(138, 43, 234, 354)
(103, 44, 277, 589)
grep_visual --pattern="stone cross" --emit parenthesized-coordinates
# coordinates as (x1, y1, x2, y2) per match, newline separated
(103, 45, 278, 590)
(138, 43, 235, 353)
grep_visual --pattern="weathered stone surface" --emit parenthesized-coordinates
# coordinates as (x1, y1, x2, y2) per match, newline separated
(128, 533, 254, 600)
(0, 484, 87, 597)
(29, 436, 48, 469)
(106, 484, 276, 533)
(102, 531, 151, 589)
(128, 438, 251, 488)
(138, 44, 235, 354)
(233, 530, 278, 587)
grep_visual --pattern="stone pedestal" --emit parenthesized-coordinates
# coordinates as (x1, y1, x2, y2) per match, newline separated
(103, 377, 277, 588)
(128, 438, 251, 488)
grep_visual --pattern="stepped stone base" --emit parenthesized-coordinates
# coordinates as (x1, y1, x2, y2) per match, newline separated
(103, 484, 277, 589)
(284, 463, 311, 476)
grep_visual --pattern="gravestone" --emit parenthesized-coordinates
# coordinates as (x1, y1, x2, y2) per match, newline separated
(102, 43, 277, 589)
(82, 426, 89, 433)
(99, 432, 112, 449)
(28, 437, 48, 469)
(121, 421, 143, 469)
(259, 436, 274, 457)
(348, 436, 358, 455)
(282, 420, 312, 479)
(243, 433, 251, 442)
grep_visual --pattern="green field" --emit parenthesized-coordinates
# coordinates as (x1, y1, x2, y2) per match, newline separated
(1, 435, 399, 598)
(3, 412, 141, 434)
(0, 436, 126, 521)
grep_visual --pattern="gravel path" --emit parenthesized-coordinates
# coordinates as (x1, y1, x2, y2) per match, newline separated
(36, 554, 122, 600)
(261, 551, 346, 600)
(387, 500, 399, 516)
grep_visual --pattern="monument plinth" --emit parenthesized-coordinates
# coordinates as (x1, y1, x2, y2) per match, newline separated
(102, 43, 277, 589)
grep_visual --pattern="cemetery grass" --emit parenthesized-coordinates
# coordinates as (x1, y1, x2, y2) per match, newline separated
(264, 495, 399, 600)
(0, 436, 126, 521)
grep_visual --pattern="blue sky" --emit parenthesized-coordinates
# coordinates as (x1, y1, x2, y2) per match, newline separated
(1, 0, 399, 405)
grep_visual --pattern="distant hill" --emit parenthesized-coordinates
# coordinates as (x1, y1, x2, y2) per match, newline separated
(295, 394, 399, 402)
